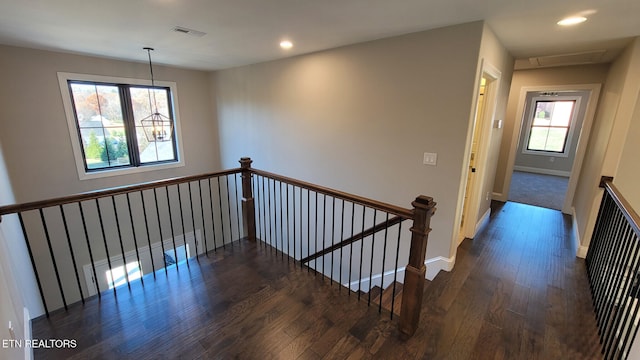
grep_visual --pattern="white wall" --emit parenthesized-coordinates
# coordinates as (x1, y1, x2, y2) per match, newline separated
(214, 22, 485, 271)
(0, 140, 40, 359)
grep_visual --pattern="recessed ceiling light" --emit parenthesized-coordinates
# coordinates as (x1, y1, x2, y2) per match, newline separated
(557, 16, 588, 26)
(280, 40, 293, 49)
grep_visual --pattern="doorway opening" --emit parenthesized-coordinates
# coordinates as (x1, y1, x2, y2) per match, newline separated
(461, 77, 488, 232)
(507, 90, 591, 211)
(458, 62, 501, 243)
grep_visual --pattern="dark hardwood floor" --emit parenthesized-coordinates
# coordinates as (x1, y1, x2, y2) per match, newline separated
(32, 201, 601, 359)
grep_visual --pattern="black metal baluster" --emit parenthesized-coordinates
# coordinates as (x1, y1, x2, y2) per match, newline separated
(95, 199, 116, 293)
(59, 205, 85, 302)
(348, 202, 355, 296)
(176, 184, 190, 267)
(314, 192, 319, 276)
(124, 194, 144, 286)
(299, 186, 303, 268)
(217, 177, 226, 249)
(307, 189, 310, 272)
(601, 224, 634, 353)
(367, 210, 377, 305)
(268, 178, 274, 251)
(391, 222, 403, 319)
(588, 194, 612, 312)
(234, 173, 242, 240)
(188, 182, 199, 260)
(358, 206, 366, 299)
(595, 206, 625, 328)
(339, 199, 345, 292)
(198, 180, 209, 255)
(593, 196, 618, 310)
(260, 176, 266, 247)
(251, 175, 262, 242)
(617, 233, 640, 359)
(286, 183, 291, 260)
(18, 212, 49, 315)
(379, 212, 390, 314)
(253, 175, 259, 243)
(111, 196, 131, 290)
(330, 196, 335, 285)
(322, 194, 327, 280)
(78, 203, 101, 295)
(586, 190, 609, 266)
(293, 185, 297, 261)
(261, 176, 267, 247)
(225, 175, 233, 244)
(139, 191, 156, 278)
(153, 188, 168, 274)
(165, 187, 179, 269)
(208, 178, 219, 251)
(604, 224, 637, 358)
(277, 181, 282, 258)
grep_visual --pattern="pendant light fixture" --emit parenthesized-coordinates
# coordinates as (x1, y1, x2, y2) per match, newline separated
(140, 47, 173, 142)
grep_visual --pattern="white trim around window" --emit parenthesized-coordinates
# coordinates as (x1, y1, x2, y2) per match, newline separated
(58, 72, 185, 180)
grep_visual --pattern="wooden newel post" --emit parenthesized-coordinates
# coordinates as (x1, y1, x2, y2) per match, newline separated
(240, 157, 256, 241)
(399, 195, 436, 338)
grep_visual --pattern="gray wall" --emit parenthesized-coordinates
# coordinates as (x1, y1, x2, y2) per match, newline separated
(214, 21, 494, 265)
(573, 37, 640, 251)
(513, 90, 590, 175)
(0, 45, 221, 203)
(0, 44, 225, 314)
(494, 64, 610, 197)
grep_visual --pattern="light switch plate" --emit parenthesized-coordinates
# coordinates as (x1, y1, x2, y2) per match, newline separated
(423, 152, 437, 166)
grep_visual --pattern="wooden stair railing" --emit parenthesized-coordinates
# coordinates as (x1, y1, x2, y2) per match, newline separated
(243, 159, 436, 338)
(0, 157, 436, 338)
(586, 177, 640, 359)
(299, 215, 404, 264)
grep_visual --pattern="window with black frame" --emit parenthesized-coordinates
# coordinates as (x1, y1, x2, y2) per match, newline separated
(67, 80, 178, 172)
(525, 99, 575, 154)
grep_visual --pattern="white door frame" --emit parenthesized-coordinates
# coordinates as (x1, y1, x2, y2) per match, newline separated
(500, 84, 601, 214)
(454, 60, 502, 244)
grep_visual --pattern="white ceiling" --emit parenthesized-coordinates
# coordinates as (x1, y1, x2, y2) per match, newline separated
(0, 0, 638, 71)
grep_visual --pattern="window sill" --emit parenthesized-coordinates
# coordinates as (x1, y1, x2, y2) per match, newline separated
(78, 160, 185, 181)
(521, 150, 569, 158)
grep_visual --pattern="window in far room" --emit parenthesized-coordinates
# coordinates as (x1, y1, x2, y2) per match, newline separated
(522, 96, 580, 157)
(58, 73, 184, 179)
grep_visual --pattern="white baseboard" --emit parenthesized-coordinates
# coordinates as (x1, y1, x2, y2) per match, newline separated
(343, 267, 406, 292)
(514, 165, 571, 178)
(572, 207, 588, 258)
(474, 208, 491, 238)
(425, 254, 456, 280)
(344, 253, 457, 289)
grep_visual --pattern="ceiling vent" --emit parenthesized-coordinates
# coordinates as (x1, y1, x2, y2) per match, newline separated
(529, 50, 607, 67)
(172, 26, 206, 37)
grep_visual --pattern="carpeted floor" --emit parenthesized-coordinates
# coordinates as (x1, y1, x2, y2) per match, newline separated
(507, 170, 569, 210)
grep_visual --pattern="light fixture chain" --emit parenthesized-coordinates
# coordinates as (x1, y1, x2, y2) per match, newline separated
(145, 47, 160, 114)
